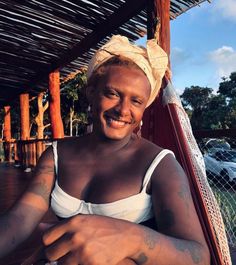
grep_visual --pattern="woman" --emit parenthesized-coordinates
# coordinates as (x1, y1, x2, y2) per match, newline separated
(0, 35, 210, 265)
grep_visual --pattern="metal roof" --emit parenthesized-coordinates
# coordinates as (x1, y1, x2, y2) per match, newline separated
(0, 0, 208, 106)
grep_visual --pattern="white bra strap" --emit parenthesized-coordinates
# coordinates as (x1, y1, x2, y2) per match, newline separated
(141, 149, 175, 192)
(52, 141, 58, 176)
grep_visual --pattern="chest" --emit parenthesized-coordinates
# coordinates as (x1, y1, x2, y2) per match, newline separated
(57, 151, 151, 203)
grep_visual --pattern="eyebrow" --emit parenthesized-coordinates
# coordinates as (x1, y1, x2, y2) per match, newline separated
(103, 85, 145, 99)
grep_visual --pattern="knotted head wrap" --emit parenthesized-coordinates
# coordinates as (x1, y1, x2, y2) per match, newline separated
(87, 35, 169, 107)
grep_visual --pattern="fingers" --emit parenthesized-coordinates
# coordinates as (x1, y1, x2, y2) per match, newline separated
(44, 233, 75, 261)
(43, 219, 73, 246)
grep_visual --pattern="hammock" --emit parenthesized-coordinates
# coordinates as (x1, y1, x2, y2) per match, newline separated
(142, 78, 232, 265)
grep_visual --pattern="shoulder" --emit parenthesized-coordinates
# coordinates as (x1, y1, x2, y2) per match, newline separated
(137, 137, 174, 160)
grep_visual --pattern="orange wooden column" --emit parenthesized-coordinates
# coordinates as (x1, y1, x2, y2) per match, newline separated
(19, 93, 30, 168)
(49, 70, 64, 139)
(20, 93, 30, 140)
(3, 106, 11, 141)
(142, 0, 171, 143)
(3, 106, 12, 161)
(156, 0, 170, 62)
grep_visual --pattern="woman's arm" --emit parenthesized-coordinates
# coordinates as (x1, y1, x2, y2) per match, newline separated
(42, 154, 210, 265)
(129, 153, 210, 265)
(0, 146, 55, 257)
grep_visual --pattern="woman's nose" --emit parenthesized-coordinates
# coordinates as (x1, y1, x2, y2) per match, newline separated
(115, 99, 131, 117)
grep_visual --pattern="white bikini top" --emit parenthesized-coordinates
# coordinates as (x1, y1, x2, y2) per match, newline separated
(51, 141, 175, 223)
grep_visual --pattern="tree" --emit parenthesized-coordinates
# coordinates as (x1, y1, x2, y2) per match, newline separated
(60, 69, 88, 136)
(218, 72, 236, 128)
(180, 72, 236, 130)
(180, 86, 213, 129)
(34, 92, 50, 139)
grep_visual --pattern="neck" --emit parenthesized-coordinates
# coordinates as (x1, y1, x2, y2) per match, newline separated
(88, 132, 133, 155)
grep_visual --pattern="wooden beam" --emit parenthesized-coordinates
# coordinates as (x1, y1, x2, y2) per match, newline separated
(49, 0, 147, 71)
(20, 93, 30, 140)
(49, 70, 64, 139)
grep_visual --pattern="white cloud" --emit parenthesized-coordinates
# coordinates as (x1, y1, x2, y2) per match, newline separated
(212, 0, 236, 22)
(208, 46, 236, 81)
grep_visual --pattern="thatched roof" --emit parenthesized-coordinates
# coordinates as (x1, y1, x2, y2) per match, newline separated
(0, 0, 208, 106)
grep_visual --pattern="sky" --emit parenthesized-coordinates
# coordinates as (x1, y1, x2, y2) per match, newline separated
(138, 0, 236, 95)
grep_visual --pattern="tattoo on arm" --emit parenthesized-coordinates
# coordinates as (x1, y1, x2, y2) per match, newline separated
(172, 240, 203, 264)
(158, 208, 175, 231)
(136, 253, 148, 264)
(178, 185, 190, 215)
(36, 165, 54, 176)
(144, 229, 159, 250)
(30, 179, 51, 204)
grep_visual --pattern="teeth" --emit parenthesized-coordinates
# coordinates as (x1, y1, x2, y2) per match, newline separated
(108, 118, 126, 126)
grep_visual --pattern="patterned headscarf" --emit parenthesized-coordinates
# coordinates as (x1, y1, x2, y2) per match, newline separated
(87, 35, 168, 107)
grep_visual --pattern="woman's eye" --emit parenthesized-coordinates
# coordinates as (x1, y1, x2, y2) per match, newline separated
(105, 90, 119, 98)
(132, 98, 142, 106)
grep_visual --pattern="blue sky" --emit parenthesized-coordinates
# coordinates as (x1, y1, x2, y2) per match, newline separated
(170, 0, 236, 94)
(138, 0, 236, 94)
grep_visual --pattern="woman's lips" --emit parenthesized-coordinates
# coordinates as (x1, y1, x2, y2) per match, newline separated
(106, 117, 130, 128)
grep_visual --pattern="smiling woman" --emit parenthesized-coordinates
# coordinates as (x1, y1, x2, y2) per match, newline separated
(0, 35, 211, 265)
(87, 61, 151, 140)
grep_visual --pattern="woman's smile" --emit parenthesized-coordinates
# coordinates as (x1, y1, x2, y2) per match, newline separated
(90, 65, 151, 140)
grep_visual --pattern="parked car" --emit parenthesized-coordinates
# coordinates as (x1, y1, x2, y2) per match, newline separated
(204, 150, 236, 183)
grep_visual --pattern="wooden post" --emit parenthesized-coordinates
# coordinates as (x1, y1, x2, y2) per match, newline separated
(3, 106, 11, 141)
(142, 0, 171, 142)
(49, 70, 64, 139)
(20, 93, 30, 140)
(147, 0, 170, 63)
(3, 106, 12, 161)
(20, 93, 30, 168)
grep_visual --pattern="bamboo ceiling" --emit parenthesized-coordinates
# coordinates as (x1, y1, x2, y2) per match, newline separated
(0, 0, 208, 107)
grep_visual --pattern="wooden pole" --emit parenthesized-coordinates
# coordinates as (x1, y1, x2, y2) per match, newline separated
(3, 106, 12, 161)
(19, 93, 30, 168)
(3, 106, 11, 141)
(142, 0, 171, 142)
(20, 93, 30, 140)
(156, 0, 171, 61)
(49, 70, 64, 139)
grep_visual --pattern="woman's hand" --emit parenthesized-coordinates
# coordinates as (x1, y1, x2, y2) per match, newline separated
(43, 214, 140, 265)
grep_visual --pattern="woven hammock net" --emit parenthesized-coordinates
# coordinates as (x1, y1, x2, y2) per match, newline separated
(162, 81, 232, 265)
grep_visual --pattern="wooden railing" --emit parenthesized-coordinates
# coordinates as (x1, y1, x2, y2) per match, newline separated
(1, 129, 235, 169)
(1, 138, 52, 169)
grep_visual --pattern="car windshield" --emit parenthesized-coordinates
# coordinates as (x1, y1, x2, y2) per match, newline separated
(206, 139, 231, 150)
(217, 151, 236, 162)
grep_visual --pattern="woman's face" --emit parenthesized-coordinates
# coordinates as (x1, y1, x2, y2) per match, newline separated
(90, 65, 151, 140)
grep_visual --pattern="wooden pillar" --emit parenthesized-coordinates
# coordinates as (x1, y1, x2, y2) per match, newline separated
(147, 0, 170, 62)
(20, 93, 30, 140)
(3, 106, 11, 141)
(142, 0, 171, 142)
(19, 93, 30, 168)
(49, 70, 64, 139)
(3, 106, 12, 161)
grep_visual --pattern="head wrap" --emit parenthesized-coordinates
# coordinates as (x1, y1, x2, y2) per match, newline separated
(87, 35, 168, 107)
